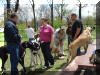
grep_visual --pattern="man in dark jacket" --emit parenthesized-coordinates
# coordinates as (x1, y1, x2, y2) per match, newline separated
(4, 13, 21, 75)
(71, 13, 83, 56)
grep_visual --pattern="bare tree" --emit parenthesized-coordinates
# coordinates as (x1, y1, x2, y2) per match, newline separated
(29, 0, 36, 31)
(77, 0, 87, 19)
(37, 5, 51, 19)
(6, 0, 20, 21)
(47, 0, 53, 27)
(15, 0, 19, 12)
(6, 0, 11, 20)
(61, 0, 64, 20)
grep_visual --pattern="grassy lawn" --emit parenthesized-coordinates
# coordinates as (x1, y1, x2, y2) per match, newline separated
(0, 25, 97, 75)
(0, 32, 4, 46)
(0, 33, 68, 75)
(0, 25, 69, 75)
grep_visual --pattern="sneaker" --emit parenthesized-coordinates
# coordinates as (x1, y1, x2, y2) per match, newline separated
(49, 65, 54, 68)
(42, 66, 48, 69)
(59, 56, 65, 59)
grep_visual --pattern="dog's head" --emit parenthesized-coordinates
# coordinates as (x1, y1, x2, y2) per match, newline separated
(22, 41, 32, 49)
(22, 41, 40, 51)
(31, 42, 40, 51)
(86, 26, 95, 33)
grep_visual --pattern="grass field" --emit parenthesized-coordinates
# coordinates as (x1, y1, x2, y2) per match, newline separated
(0, 26, 69, 75)
(0, 25, 97, 75)
(0, 32, 4, 46)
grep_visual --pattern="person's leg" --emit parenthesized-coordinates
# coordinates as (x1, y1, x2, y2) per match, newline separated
(55, 42, 59, 57)
(8, 45, 19, 75)
(76, 48, 81, 56)
(60, 43, 64, 54)
(40, 43, 49, 67)
(46, 43, 54, 66)
(68, 36, 71, 46)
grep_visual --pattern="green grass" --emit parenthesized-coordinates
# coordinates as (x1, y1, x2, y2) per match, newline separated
(0, 24, 97, 75)
(0, 32, 4, 46)
(0, 27, 69, 75)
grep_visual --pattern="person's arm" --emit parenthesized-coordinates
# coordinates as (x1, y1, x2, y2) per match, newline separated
(50, 34, 54, 48)
(50, 26, 54, 48)
(5, 24, 21, 42)
(74, 21, 82, 40)
(74, 28, 81, 40)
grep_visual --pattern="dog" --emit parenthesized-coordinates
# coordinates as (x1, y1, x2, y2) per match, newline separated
(29, 40, 42, 71)
(52, 27, 66, 58)
(67, 27, 95, 62)
(0, 41, 41, 72)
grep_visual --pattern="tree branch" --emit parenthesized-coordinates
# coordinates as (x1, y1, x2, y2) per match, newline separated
(15, 0, 19, 12)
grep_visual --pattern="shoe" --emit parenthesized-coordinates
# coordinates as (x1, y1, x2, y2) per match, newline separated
(49, 65, 54, 68)
(59, 56, 65, 59)
(42, 66, 48, 69)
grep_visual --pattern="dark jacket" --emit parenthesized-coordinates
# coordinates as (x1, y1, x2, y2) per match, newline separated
(4, 20, 21, 45)
(72, 19, 83, 38)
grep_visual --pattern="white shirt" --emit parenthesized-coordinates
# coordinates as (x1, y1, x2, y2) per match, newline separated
(26, 27, 34, 38)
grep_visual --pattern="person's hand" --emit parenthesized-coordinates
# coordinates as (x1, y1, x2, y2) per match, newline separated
(50, 43, 53, 48)
(74, 37, 77, 40)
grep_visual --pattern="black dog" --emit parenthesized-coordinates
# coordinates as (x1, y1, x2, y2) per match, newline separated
(0, 41, 40, 72)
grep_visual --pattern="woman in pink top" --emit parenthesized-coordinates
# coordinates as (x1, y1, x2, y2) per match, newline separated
(40, 18, 54, 69)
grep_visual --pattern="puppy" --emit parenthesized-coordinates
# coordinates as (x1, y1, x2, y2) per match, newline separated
(52, 47, 64, 57)
(68, 27, 94, 61)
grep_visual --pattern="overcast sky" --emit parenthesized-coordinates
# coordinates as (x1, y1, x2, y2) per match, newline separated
(0, 0, 99, 19)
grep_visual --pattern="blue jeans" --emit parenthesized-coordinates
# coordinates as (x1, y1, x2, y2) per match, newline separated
(40, 42, 54, 67)
(68, 36, 72, 46)
(7, 44, 19, 75)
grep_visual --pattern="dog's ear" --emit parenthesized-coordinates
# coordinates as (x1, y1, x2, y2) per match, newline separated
(22, 41, 29, 48)
(92, 26, 95, 30)
(60, 26, 61, 29)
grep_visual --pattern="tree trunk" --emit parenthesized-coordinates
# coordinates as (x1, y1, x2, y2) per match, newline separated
(6, 0, 11, 21)
(61, 0, 63, 21)
(79, 3, 81, 19)
(32, 0, 36, 31)
(15, 0, 19, 12)
(51, 0, 53, 27)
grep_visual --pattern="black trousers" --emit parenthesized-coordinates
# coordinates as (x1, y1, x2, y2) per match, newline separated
(40, 42, 54, 67)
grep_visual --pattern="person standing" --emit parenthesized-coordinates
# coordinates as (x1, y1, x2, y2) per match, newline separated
(66, 21, 72, 46)
(4, 13, 21, 75)
(40, 18, 54, 69)
(71, 13, 83, 56)
(26, 25, 34, 43)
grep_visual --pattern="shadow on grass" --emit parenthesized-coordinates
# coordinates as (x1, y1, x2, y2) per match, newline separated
(55, 63, 67, 70)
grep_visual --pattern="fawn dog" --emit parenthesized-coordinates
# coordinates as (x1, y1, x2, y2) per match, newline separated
(67, 27, 95, 62)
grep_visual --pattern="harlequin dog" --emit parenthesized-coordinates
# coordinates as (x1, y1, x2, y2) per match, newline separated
(0, 41, 41, 72)
(67, 27, 95, 62)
